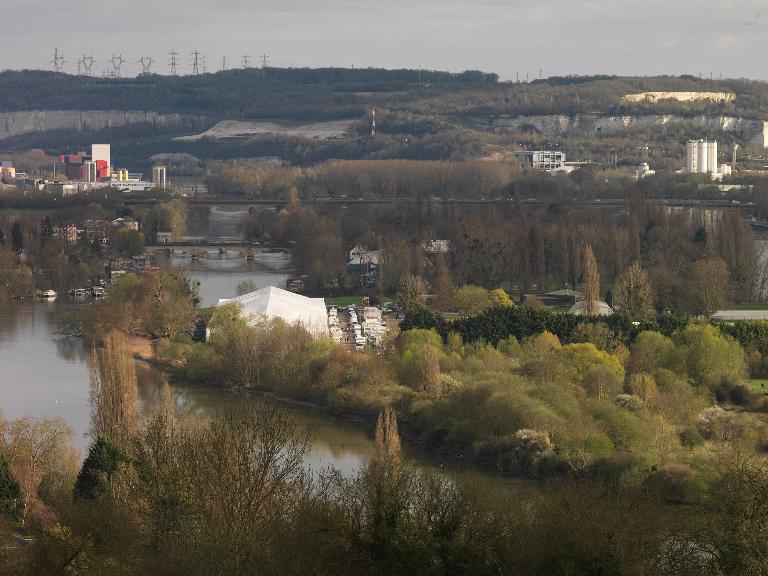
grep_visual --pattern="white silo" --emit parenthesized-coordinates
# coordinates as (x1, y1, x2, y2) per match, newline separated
(707, 141, 717, 174)
(697, 140, 708, 173)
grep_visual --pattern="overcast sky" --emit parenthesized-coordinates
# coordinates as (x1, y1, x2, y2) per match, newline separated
(1, 0, 766, 80)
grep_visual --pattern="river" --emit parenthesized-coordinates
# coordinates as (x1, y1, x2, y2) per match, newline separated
(0, 205, 532, 490)
(0, 298, 376, 477)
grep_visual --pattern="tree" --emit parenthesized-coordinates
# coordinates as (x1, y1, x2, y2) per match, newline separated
(615, 262, 655, 320)
(74, 436, 123, 500)
(583, 244, 600, 315)
(430, 253, 454, 312)
(453, 285, 493, 316)
(683, 257, 731, 316)
(374, 406, 401, 464)
(491, 287, 515, 308)
(11, 221, 23, 253)
(0, 454, 22, 520)
(111, 229, 145, 256)
(40, 216, 53, 245)
(397, 274, 427, 313)
(90, 331, 140, 449)
(0, 415, 74, 523)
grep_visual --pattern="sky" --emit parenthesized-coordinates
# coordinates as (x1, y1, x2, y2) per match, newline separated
(0, 0, 766, 80)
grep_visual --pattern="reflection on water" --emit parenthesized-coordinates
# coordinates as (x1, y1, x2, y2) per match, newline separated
(0, 300, 92, 452)
(0, 301, 375, 473)
(136, 365, 374, 475)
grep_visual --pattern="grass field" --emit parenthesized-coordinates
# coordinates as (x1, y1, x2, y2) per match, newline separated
(324, 295, 396, 307)
(749, 379, 768, 395)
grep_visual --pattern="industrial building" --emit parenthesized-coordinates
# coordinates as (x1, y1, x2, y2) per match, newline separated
(214, 285, 329, 337)
(59, 144, 111, 181)
(685, 140, 732, 180)
(513, 150, 567, 172)
(152, 166, 167, 189)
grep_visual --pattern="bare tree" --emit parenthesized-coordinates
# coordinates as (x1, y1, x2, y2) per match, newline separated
(0, 413, 74, 524)
(90, 331, 140, 449)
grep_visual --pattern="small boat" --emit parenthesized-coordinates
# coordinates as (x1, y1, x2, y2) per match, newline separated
(39, 290, 57, 300)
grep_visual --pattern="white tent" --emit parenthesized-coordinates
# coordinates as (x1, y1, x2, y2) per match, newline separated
(568, 300, 614, 316)
(216, 286, 328, 336)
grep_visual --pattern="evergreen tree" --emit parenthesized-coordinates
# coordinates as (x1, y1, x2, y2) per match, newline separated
(40, 216, 53, 245)
(0, 226, 5, 246)
(0, 454, 23, 520)
(74, 436, 123, 500)
(11, 221, 23, 253)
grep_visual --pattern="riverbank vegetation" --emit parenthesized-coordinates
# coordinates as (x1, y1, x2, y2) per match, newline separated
(4, 381, 768, 574)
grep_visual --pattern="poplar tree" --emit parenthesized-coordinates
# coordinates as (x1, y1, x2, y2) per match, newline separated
(583, 244, 600, 315)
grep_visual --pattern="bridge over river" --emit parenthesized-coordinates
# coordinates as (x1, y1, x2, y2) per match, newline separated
(144, 239, 292, 259)
(124, 196, 756, 210)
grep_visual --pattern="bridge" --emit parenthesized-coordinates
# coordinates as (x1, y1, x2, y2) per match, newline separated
(124, 195, 755, 210)
(144, 239, 292, 259)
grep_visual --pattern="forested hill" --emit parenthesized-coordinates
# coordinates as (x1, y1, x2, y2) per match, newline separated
(0, 68, 497, 120)
(2, 68, 768, 120)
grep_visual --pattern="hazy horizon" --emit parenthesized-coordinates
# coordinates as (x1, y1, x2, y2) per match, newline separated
(1, 0, 766, 81)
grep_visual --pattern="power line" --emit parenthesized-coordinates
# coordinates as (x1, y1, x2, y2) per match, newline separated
(168, 50, 179, 75)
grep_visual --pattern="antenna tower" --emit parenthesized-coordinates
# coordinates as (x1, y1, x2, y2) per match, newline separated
(109, 54, 125, 78)
(51, 47, 65, 74)
(138, 56, 154, 75)
(168, 50, 179, 75)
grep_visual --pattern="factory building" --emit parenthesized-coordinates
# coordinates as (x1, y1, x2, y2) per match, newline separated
(58, 144, 111, 181)
(685, 140, 732, 180)
(152, 165, 167, 189)
(513, 150, 567, 171)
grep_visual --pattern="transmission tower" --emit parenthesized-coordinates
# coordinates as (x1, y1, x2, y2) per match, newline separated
(109, 54, 125, 78)
(138, 56, 154, 75)
(242, 54, 250, 69)
(200, 55, 207, 74)
(260, 54, 269, 70)
(221, 56, 227, 71)
(82, 54, 95, 76)
(76, 58, 83, 76)
(51, 47, 65, 74)
(191, 50, 201, 75)
(168, 50, 179, 75)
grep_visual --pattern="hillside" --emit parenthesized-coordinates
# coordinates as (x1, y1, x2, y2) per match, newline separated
(2, 69, 768, 170)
